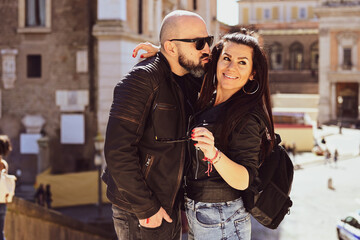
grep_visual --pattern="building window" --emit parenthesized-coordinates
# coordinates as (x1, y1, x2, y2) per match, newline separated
(343, 48, 352, 70)
(289, 42, 304, 70)
(138, 0, 143, 34)
(98, 0, 126, 20)
(299, 7, 307, 19)
(27, 55, 42, 78)
(337, 32, 357, 71)
(193, 0, 197, 10)
(264, 8, 271, 20)
(310, 42, 319, 71)
(270, 42, 283, 70)
(18, 0, 51, 33)
(26, 0, 46, 26)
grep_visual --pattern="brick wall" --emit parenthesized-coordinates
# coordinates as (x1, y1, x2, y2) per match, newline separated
(0, 0, 97, 182)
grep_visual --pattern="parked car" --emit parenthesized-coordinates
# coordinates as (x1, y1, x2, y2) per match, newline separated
(336, 211, 360, 240)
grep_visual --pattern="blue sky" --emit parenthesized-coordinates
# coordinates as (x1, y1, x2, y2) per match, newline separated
(217, 0, 239, 25)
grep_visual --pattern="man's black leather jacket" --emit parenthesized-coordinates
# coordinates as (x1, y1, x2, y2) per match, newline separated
(102, 52, 192, 219)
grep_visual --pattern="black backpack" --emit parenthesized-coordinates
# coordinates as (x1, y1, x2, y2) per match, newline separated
(243, 133, 294, 229)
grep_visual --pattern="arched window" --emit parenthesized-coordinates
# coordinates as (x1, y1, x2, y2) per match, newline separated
(310, 42, 319, 71)
(289, 42, 304, 70)
(269, 42, 283, 70)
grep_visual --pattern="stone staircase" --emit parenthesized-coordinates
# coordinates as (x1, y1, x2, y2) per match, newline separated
(5, 197, 114, 240)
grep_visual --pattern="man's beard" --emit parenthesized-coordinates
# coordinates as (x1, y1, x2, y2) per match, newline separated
(178, 53, 207, 78)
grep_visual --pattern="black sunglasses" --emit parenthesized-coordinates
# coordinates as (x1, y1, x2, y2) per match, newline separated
(170, 36, 214, 50)
(154, 120, 209, 144)
(155, 136, 190, 143)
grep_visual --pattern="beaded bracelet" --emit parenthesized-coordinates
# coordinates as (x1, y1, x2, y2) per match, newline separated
(212, 151, 222, 165)
(202, 148, 221, 176)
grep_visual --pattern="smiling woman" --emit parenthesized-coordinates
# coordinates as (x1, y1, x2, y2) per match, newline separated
(184, 29, 275, 240)
(215, 42, 255, 104)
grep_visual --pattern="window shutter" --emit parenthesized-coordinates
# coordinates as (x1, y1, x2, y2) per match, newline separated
(291, 6, 298, 19)
(256, 7, 262, 21)
(308, 6, 314, 19)
(272, 6, 279, 20)
(243, 8, 249, 24)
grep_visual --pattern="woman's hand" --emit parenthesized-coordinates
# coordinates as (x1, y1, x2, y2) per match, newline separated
(191, 127, 217, 159)
(133, 42, 160, 58)
(192, 127, 250, 190)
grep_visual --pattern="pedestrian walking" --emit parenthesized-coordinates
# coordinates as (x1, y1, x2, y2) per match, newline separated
(45, 184, 52, 209)
(324, 149, 331, 165)
(291, 142, 297, 163)
(333, 149, 339, 167)
(34, 184, 45, 206)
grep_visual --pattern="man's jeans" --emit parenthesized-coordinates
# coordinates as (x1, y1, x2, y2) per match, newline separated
(112, 204, 181, 240)
(185, 197, 251, 240)
(0, 204, 6, 240)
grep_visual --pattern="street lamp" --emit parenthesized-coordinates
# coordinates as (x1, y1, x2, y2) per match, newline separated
(94, 133, 104, 219)
(337, 96, 343, 134)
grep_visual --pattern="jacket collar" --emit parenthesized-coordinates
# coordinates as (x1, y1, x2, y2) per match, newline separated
(157, 51, 171, 72)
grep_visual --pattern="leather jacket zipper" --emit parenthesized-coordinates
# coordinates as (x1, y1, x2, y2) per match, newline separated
(194, 121, 208, 180)
(195, 148, 200, 180)
(143, 154, 154, 179)
(153, 103, 177, 111)
(169, 80, 186, 210)
(184, 114, 194, 185)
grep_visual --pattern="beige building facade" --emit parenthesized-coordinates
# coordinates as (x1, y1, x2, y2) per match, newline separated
(238, 0, 319, 25)
(237, 0, 360, 125)
(237, 0, 320, 95)
(315, 1, 360, 124)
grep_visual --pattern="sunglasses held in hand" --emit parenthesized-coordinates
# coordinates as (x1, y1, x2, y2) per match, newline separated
(170, 36, 214, 50)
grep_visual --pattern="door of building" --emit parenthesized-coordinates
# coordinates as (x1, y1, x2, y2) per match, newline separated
(336, 82, 359, 120)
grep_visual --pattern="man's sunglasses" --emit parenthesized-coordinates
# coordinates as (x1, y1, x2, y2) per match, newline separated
(170, 36, 214, 50)
(154, 122, 209, 144)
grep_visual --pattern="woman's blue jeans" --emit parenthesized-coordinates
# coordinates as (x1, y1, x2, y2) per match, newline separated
(185, 197, 251, 240)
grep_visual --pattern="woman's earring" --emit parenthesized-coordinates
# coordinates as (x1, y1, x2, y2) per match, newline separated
(242, 79, 259, 95)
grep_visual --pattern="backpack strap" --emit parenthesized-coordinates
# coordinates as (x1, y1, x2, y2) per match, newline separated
(265, 127, 281, 145)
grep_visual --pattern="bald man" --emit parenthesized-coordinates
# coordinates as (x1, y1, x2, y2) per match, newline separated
(102, 10, 213, 240)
